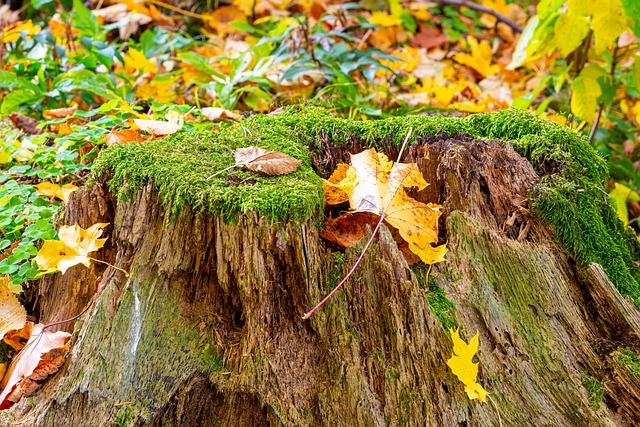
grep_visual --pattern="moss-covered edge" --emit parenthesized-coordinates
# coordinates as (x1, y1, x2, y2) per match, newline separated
(92, 105, 640, 301)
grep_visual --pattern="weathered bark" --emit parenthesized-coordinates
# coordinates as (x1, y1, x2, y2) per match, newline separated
(3, 122, 640, 426)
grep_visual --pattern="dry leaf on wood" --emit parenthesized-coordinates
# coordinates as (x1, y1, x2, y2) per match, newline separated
(447, 328, 487, 402)
(0, 323, 71, 409)
(0, 286, 26, 338)
(324, 148, 446, 264)
(9, 113, 43, 135)
(35, 223, 109, 275)
(234, 146, 302, 176)
(34, 182, 78, 203)
(133, 119, 181, 136)
(3, 322, 33, 351)
(319, 212, 380, 247)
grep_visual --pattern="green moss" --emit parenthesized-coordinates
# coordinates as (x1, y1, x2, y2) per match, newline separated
(581, 372, 604, 411)
(93, 106, 640, 300)
(412, 264, 457, 331)
(92, 117, 324, 223)
(616, 348, 640, 378)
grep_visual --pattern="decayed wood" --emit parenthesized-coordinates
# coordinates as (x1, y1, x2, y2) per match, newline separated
(4, 133, 640, 426)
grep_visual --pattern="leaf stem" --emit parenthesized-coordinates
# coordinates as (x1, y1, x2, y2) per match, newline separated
(207, 164, 237, 179)
(487, 394, 503, 427)
(396, 127, 413, 163)
(88, 257, 130, 277)
(303, 216, 385, 319)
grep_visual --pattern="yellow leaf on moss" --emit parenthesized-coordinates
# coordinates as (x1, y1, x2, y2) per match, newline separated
(447, 328, 487, 402)
(324, 149, 446, 264)
(35, 223, 108, 275)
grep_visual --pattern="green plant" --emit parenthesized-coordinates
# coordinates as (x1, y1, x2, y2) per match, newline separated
(581, 372, 604, 411)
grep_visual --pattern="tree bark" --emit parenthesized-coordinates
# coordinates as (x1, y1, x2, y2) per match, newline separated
(3, 113, 640, 426)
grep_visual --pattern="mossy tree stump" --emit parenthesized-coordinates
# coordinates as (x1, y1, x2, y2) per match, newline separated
(4, 107, 640, 426)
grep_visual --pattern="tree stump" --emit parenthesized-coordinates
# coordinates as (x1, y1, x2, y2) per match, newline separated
(3, 107, 640, 426)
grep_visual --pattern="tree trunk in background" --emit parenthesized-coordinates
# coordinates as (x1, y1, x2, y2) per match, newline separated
(4, 131, 640, 426)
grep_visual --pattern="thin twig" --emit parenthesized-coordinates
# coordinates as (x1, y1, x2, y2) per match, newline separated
(396, 127, 413, 163)
(487, 394, 503, 427)
(433, 0, 523, 33)
(589, 44, 620, 142)
(303, 217, 385, 319)
(88, 257, 130, 277)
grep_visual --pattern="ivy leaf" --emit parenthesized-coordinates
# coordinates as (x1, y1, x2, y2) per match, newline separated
(35, 223, 109, 275)
(324, 149, 446, 264)
(447, 328, 487, 402)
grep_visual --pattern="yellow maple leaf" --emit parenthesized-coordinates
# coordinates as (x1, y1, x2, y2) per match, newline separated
(34, 182, 78, 203)
(1, 20, 41, 43)
(453, 37, 501, 78)
(35, 223, 109, 275)
(124, 47, 158, 76)
(447, 328, 487, 402)
(369, 11, 403, 27)
(324, 149, 446, 264)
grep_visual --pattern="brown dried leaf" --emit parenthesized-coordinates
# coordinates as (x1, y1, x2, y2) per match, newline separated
(319, 212, 380, 247)
(0, 323, 71, 409)
(42, 105, 78, 120)
(104, 129, 144, 146)
(3, 322, 33, 352)
(9, 113, 43, 135)
(234, 146, 302, 176)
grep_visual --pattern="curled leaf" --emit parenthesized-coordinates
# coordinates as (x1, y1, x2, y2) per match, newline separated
(233, 146, 302, 176)
(0, 323, 71, 409)
(133, 119, 181, 136)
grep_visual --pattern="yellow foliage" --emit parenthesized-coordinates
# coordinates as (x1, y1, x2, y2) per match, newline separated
(124, 48, 158, 76)
(369, 11, 403, 28)
(34, 182, 78, 203)
(35, 223, 109, 275)
(1, 20, 41, 43)
(447, 328, 487, 402)
(324, 149, 446, 264)
(453, 37, 500, 78)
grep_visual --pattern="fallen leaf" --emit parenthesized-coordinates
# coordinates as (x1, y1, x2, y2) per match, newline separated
(3, 322, 33, 351)
(0, 323, 71, 409)
(446, 328, 487, 402)
(133, 119, 182, 136)
(42, 105, 78, 120)
(324, 149, 446, 264)
(233, 146, 302, 176)
(0, 286, 26, 338)
(453, 37, 501, 78)
(104, 129, 144, 146)
(35, 223, 109, 275)
(200, 107, 241, 121)
(319, 212, 380, 247)
(34, 182, 78, 203)
(8, 113, 43, 135)
(322, 163, 351, 204)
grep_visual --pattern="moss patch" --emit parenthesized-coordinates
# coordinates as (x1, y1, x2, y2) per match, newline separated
(411, 264, 457, 331)
(616, 348, 640, 378)
(581, 372, 604, 411)
(93, 105, 640, 300)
